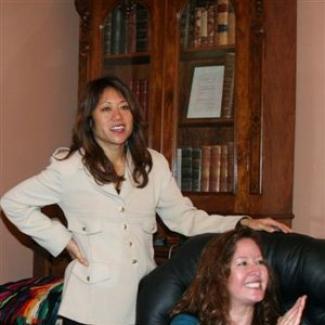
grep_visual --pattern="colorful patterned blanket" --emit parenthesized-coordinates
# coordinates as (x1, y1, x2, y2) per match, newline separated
(0, 276, 63, 325)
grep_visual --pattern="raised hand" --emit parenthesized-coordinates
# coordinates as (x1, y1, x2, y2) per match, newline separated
(277, 295, 307, 325)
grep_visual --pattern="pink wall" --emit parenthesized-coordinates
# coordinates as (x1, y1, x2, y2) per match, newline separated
(293, 1, 325, 237)
(0, 1, 79, 282)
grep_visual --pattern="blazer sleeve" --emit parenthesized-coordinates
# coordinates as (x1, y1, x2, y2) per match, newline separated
(154, 151, 242, 236)
(0, 155, 72, 257)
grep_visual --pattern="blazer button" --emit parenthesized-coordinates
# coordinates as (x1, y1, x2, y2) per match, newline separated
(82, 226, 87, 232)
(123, 224, 128, 230)
(86, 276, 90, 282)
(129, 241, 133, 247)
(132, 259, 138, 264)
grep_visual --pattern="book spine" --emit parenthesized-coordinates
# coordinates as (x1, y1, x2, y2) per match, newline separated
(217, 0, 229, 46)
(111, 7, 124, 54)
(220, 144, 229, 192)
(209, 145, 222, 192)
(207, 5, 215, 48)
(192, 147, 202, 192)
(181, 147, 193, 191)
(127, 6, 137, 53)
(200, 7, 208, 48)
(181, 2, 191, 49)
(228, 4, 236, 45)
(175, 148, 183, 189)
(136, 5, 149, 52)
(227, 142, 235, 192)
(103, 13, 112, 55)
(201, 145, 212, 192)
(194, 7, 203, 48)
(221, 52, 235, 118)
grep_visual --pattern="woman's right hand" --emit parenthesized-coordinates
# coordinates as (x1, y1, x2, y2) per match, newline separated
(277, 295, 307, 325)
(66, 238, 89, 266)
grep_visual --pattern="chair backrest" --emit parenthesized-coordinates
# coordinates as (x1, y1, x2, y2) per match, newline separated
(136, 232, 325, 325)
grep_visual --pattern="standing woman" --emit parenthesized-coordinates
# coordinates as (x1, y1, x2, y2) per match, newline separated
(0, 76, 290, 325)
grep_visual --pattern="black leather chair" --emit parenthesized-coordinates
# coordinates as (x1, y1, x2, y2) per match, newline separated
(136, 232, 325, 325)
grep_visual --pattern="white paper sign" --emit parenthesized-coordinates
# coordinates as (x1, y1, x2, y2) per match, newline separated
(187, 65, 224, 118)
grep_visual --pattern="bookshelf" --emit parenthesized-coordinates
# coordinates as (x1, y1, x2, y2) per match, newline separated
(74, 0, 297, 262)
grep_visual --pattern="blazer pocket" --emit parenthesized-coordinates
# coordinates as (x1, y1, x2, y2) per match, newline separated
(71, 261, 114, 284)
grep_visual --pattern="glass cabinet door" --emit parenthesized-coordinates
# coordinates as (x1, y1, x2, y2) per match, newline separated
(100, 1, 151, 138)
(176, 0, 236, 195)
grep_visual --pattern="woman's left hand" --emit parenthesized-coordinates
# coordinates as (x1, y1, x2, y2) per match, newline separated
(240, 217, 292, 233)
(277, 295, 307, 325)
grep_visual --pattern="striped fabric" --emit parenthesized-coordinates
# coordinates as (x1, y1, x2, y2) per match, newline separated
(0, 276, 63, 324)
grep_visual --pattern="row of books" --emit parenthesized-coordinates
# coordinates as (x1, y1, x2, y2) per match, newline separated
(103, 4, 149, 55)
(128, 79, 149, 120)
(175, 143, 234, 193)
(181, 0, 235, 49)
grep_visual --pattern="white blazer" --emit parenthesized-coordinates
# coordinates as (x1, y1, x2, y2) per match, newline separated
(0, 148, 241, 325)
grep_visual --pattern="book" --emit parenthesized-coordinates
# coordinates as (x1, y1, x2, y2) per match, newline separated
(126, 6, 137, 53)
(228, 4, 236, 45)
(175, 148, 183, 189)
(201, 145, 212, 192)
(227, 142, 235, 192)
(209, 145, 222, 192)
(136, 5, 149, 52)
(194, 7, 204, 48)
(181, 147, 193, 191)
(221, 52, 235, 118)
(220, 144, 229, 192)
(217, 0, 229, 46)
(192, 148, 202, 192)
(103, 12, 112, 55)
(111, 7, 126, 54)
(180, 2, 191, 49)
(207, 4, 216, 47)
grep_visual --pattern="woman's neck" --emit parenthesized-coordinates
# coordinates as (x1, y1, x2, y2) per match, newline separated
(229, 305, 254, 325)
(102, 145, 126, 177)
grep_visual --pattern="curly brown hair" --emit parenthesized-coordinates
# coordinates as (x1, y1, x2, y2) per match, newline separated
(171, 228, 280, 325)
(61, 75, 152, 187)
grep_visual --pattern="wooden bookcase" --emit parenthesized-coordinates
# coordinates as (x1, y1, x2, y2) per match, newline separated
(72, 0, 296, 261)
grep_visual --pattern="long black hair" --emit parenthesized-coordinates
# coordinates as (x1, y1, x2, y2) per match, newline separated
(62, 75, 152, 187)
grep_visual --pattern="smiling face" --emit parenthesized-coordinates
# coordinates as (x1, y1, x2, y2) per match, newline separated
(91, 87, 134, 153)
(227, 238, 269, 308)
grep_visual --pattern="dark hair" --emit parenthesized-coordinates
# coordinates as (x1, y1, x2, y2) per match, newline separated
(62, 75, 152, 187)
(171, 228, 280, 325)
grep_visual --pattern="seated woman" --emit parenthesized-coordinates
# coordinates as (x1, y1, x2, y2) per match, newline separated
(170, 228, 306, 325)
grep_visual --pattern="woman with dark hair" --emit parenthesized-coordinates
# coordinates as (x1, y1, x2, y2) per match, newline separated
(170, 228, 306, 325)
(1, 75, 290, 325)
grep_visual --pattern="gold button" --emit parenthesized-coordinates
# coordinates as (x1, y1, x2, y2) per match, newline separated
(132, 259, 138, 264)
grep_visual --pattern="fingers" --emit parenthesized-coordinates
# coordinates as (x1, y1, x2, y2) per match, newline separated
(245, 218, 292, 233)
(278, 295, 307, 325)
(66, 239, 89, 266)
(262, 218, 292, 233)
